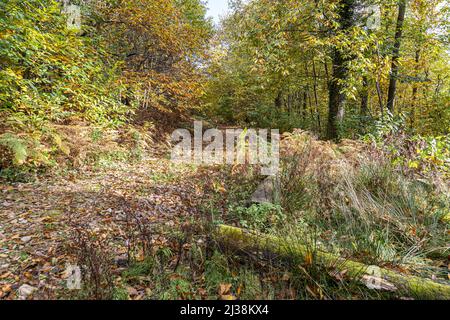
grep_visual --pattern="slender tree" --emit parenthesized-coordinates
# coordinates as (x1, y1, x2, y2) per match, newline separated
(386, 0, 408, 112)
(361, 75, 369, 116)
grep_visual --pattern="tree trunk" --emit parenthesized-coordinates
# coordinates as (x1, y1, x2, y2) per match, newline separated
(386, 0, 407, 113)
(287, 93, 292, 115)
(410, 49, 420, 127)
(302, 90, 307, 118)
(375, 41, 385, 115)
(274, 91, 284, 110)
(217, 224, 450, 300)
(326, 0, 355, 140)
(312, 60, 322, 131)
(361, 76, 369, 116)
(327, 47, 347, 140)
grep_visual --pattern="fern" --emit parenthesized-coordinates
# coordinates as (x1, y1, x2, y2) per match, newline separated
(0, 133, 28, 165)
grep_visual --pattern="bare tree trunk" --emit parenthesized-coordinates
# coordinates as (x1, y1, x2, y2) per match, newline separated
(410, 49, 420, 127)
(386, 0, 407, 113)
(312, 60, 322, 131)
(302, 90, 308, 119)
(287, 93, 292, 115)
(361, 76, 369, 116)
(327, 48, 347, 140)
(274, 90, 283, 110)
(374, 41, 385, 115)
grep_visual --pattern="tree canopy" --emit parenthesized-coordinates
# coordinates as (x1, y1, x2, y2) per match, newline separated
(205, 0, 449, 138)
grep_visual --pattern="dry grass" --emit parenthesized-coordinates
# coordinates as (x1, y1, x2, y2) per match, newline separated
(277, 131, 449, 283)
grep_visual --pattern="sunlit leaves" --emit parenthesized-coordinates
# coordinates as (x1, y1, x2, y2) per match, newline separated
(0, 0, 129, 127)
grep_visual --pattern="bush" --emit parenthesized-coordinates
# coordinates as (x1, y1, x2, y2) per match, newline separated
(231, 203, 285, 233)
(0, 0, 135, 170)
(0, 0, 130, 127)
(364, 112, 450, 179)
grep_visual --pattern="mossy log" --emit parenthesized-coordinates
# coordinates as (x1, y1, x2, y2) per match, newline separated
(217, 224, 450, 300)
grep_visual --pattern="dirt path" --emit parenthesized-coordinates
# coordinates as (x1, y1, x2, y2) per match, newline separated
(0, 157, 218, 299)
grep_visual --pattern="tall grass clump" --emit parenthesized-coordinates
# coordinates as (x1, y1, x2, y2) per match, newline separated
(278, 132, 449, 281)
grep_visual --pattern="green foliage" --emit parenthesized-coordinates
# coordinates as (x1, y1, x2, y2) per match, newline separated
(204, 251, 233, 291)
(365, 111, 409, 140)
(204, 251, 263, 299)
(122, 257, 155, 281)
(337, 110, 373, 139)
(0, 0, 135, 170)
(0, 0, 130, 127)
(0, 0, 214, 171)
(231, 203, 285, 233)
(204, 0, 449, 140)
(112, 287, 130, 300)
(0, 130, 61, 180)
(364, 112, 450, 178)
(0, 133, 27, 166)
(412, 135, 450, 175)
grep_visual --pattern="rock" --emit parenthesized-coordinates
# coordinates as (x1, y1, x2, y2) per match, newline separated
(20, 236, 32, 243)
(250, 176, 280, 204)
(17, 284, 37, 299)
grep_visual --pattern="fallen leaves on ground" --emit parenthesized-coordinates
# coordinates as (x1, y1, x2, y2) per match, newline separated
(0, 156, 226, 300)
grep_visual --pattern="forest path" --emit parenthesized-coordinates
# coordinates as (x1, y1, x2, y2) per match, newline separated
(0, 156, 224, 299)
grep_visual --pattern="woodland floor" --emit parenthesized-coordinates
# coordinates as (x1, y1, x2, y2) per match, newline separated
(0, 154, 235, 299)
(1, 128, 448, 300)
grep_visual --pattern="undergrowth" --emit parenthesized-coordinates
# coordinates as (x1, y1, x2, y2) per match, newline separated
(276, 133, 449, 284)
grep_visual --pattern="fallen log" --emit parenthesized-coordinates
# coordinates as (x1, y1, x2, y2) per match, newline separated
(217, 224, 450, 300)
